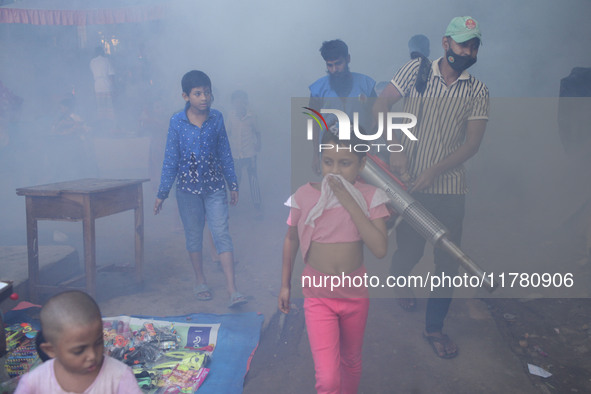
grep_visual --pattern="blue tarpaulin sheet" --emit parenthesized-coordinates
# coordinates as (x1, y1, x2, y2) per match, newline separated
(136, 312, 264, 394)
(4, 308, 264, 394)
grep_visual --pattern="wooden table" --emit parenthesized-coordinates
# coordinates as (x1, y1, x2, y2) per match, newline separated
(16, 178, 148, 301)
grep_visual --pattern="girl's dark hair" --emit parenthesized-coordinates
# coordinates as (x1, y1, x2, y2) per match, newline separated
(320, 126, 367, 159)
(181, 70, 212, 95)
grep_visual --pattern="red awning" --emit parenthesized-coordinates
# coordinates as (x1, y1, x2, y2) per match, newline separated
(0, 0, 167, 25)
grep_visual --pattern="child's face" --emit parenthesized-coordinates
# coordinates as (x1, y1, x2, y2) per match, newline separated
(321, 145, 365, 184)
(183, 86, 212, 112)
(44, 319, 104, 376)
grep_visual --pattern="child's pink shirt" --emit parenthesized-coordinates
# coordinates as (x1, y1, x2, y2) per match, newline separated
(286, 181, 389, 261)
(14, 356, 142, 394)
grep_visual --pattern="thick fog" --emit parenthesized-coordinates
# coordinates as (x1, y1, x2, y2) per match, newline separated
(1, 0, 590, 289)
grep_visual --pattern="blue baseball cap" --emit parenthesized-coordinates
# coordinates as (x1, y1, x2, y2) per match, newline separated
(408, 34, 430, 58)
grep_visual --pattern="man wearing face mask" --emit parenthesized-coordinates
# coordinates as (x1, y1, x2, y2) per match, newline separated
(309, 39, 376, 174)
(373, 16, 489, 359)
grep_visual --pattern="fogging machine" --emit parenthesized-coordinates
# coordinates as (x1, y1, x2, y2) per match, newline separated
(360, 154, 496, 292)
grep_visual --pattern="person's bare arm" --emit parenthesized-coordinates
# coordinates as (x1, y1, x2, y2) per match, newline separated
(372, 82, 403, 123)
(230, 190, 239, 206)
(153, 198, 164, 215)
(372, 84, 410, 176)
(409, 119, 487, 193)
(278, 226, 300, 313)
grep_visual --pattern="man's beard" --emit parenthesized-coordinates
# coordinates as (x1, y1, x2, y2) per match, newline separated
(328, 66, 353, 97)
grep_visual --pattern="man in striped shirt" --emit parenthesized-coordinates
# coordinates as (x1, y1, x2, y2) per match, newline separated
(374, 16, 489, 359)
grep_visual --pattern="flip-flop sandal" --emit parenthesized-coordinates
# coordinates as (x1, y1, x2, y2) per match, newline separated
(228, 292, 248, 308)
(423, 332, 458, 359)
(194, 284, 212, 301)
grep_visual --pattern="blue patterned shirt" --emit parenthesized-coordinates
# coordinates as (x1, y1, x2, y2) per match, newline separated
(157, 105, 238, 199)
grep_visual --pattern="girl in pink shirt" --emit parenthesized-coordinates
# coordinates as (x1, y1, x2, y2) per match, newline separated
(279, 130, 389, 393)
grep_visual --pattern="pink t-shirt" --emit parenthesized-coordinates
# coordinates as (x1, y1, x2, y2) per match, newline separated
(286, 181, 389, 260)
(14, 356, 142, 394)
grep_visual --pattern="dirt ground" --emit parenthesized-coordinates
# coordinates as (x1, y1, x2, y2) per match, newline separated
(2, 177, 591, 393)
(244, 298, 591, 394)
(484, 298, 591, 393)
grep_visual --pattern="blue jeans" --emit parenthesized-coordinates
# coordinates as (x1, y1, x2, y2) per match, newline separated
(176, 188, 233, 254)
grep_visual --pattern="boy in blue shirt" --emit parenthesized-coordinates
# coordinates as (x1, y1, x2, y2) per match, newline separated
(154, 70, 247, 308)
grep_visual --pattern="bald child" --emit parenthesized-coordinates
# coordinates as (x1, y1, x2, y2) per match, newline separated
(15, 290, 141, 394)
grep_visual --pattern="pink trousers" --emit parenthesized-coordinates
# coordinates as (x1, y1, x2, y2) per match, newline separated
(303, 265, 370, 394)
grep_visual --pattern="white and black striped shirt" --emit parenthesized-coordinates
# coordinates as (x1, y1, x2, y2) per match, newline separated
(391, 57, 489, 194)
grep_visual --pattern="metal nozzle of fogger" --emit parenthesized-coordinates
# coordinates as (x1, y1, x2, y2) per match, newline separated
(360, 154, 496, 292)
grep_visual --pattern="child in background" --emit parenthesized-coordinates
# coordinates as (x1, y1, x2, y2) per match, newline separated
(278, 130, 390, 393)
(226, 90, 262, 219)
(154, 70, 247, 308)
(14, 290, 141, 394)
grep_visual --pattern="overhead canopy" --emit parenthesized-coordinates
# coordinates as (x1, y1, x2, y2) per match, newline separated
(0, 0, 167, 25)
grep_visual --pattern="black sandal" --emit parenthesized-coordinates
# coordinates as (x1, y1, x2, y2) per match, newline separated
(423, 332, 458, 359)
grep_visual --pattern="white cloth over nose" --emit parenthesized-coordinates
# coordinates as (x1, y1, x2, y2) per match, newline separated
(305, 174, 368, 227)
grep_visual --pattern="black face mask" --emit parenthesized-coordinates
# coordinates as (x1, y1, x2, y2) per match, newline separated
(445, 47, 476, 72)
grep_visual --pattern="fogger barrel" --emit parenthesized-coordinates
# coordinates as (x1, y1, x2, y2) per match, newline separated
(360, 155, 496, 291)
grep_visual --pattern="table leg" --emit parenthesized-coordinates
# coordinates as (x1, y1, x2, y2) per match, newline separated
(82, 196, 96, 297)
(25, 197, 39, 303)
(134, 184, 144, 284)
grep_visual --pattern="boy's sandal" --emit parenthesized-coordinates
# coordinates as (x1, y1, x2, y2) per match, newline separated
(194, 284, 212, 301)
(228, 292, 248, 308)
